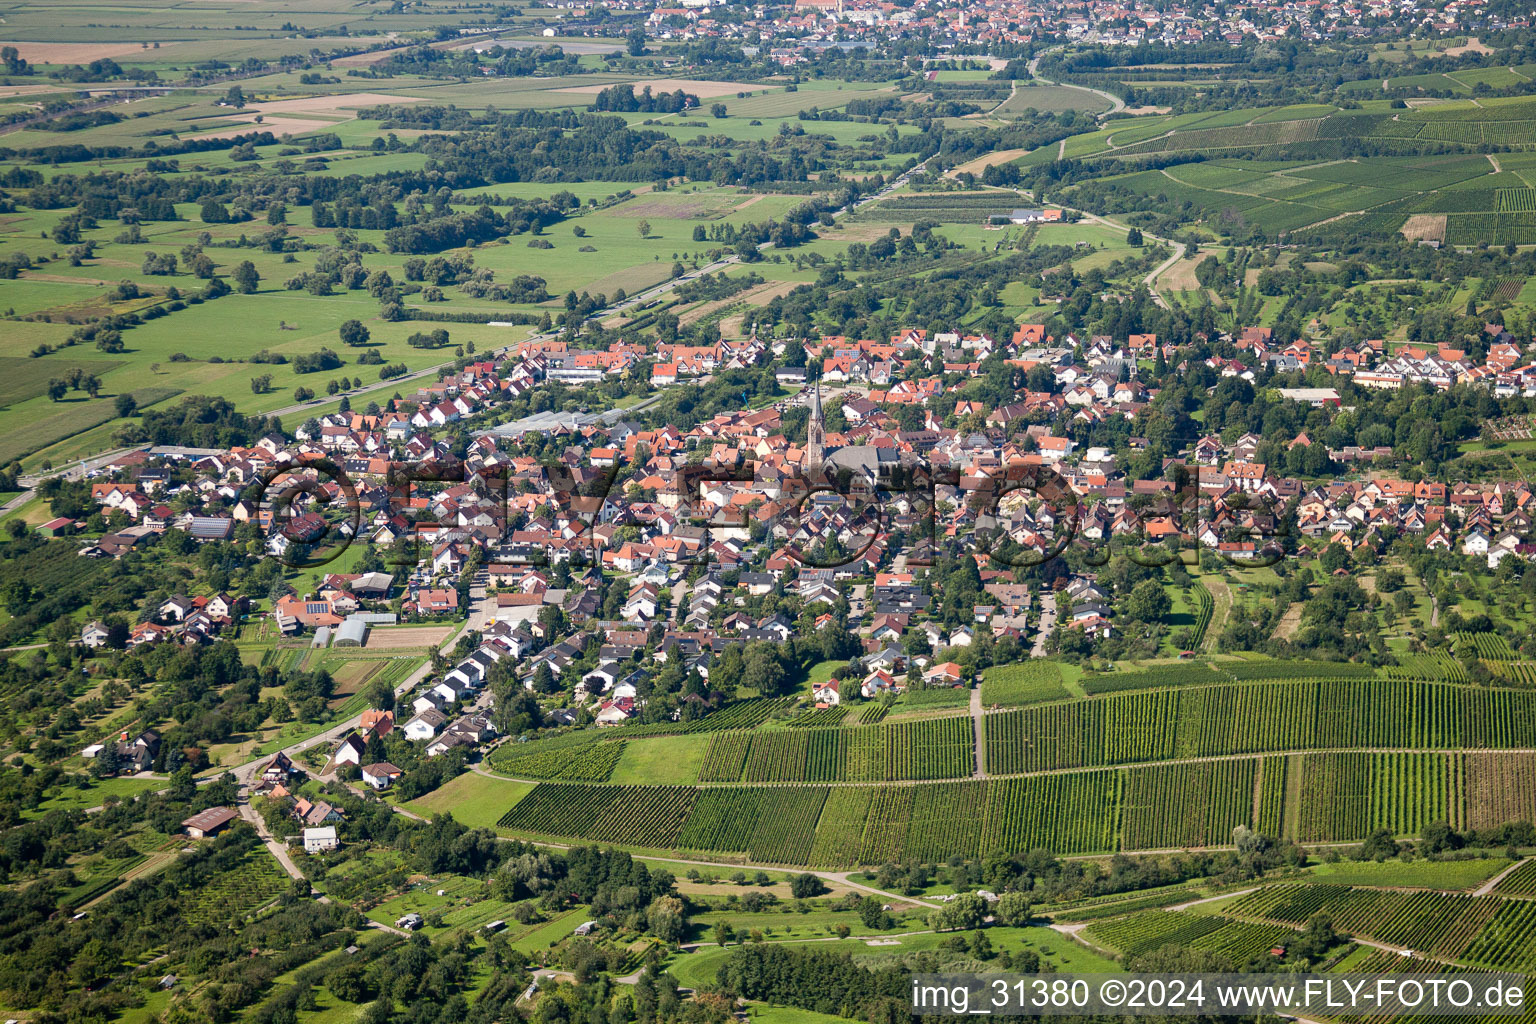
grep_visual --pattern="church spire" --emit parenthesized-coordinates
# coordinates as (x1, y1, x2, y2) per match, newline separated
(806, 377, 825, 473)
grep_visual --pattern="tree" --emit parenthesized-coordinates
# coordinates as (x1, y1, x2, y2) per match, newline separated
(1359, 828, 1399, 861)
(711, 102, 728, 118)
(1126, 227, 1144, 246)
(81, 374, 101, 398)
(626, 27, 646, 56)
(692, 225, 706, 242)
(788, 873, 827, 898)
(223, 85, 246, 109)
(857, 896, 888, 929)
(1124, 579, 1171, 623)
(993, 890, 1031, 926)
(46, 378, 66, 401)
(232, 260, 260, 294)
(638, 220, 652, 239)
(114, 393, 137, 417)
(646, 895, 686, 943)
(1421, 820, 1462, 854)
(339, 319, 371, 347)
(928, 893, 987, 932)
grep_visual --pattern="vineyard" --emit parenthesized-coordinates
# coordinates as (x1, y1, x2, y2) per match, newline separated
(497, 774, 1119, 864)
(1188, 583, 1214, 649)
(787, 705, 849, 727)
(1462, 753, 1536, 830)
(902, 686, 973, 708)
(489, 735, 625, 781)
(986, 680, 1536, 773)
(1224, 660, 1377, 681)
(1079, 664, 1230, 694)
(1455, 632, 1517, 661)
(1487, 661, 1536, 686)
(1119, 759, 1256, 850)
(696, 715, 975, 783)
(858, 702, 890, 724)
(864, 190, 1029, 222)
(607, 697, 798, 737)
(1086, 912, 1294, 963)
(1386, 651, 1468, 682)
(496, 783, 697, 849)
(1493, 860, 1536, 898)
(1228, 884, 1536, 970)
(979, 661, 1069, 706)
(493, 744, 1536, 863)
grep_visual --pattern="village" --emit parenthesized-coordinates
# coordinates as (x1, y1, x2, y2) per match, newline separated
(46, 312, 1534, 790)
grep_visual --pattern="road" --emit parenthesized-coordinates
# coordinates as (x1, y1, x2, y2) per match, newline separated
(1026, 55, 1127, 118)
(1474, 857, 1530, 897)
(225, 622, 477, 889)
(265, 155, 933, 425)
(2, 444, 151, 519)
(1139, 239, 1187, 309)
(969, 686, 987, 778)
(1031, 591, 1057, 657)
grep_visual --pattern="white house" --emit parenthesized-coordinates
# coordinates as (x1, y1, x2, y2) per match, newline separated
(404, 710, 447, 742)
(333, 733, 366, 767)
(360, 762, 404, 790)
(303, 826, 338, 853)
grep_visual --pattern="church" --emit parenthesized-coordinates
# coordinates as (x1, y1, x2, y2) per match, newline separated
(802, 379, 901, 485)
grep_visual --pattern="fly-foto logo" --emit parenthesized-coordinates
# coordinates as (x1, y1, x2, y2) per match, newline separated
(254, 453, 1288, 571)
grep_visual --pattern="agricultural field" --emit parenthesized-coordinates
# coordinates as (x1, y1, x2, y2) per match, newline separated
(1051, 143, 1516, 241)
(985, 680, 1536, 773)
(692, 715, 975, 783)
(1086, 911, 1294, 963)
(1228, 883, 1536, 970)
(980, 661, 1070, 706)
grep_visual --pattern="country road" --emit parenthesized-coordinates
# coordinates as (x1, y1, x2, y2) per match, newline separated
(1027, 54, 1127, 118)
(9, 155, 936, 502)
(261, 154, 935, 424)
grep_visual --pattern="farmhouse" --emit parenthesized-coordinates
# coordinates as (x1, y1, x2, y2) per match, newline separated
(182, 806, 241, 839)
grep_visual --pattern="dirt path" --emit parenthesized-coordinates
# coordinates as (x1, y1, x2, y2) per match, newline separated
(1488, 154, 1503, 173)
(971, 686, 987, 778)
(1168, 886, 1259, 912)
(1273, 602, 1303, 640)
(1474, 857, 1530, 896)
(1201, 574, 1233, 651)
(1049, 920, 1118, 956)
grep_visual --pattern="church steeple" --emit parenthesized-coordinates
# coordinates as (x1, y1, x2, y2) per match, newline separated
(806, 378, 825, 473)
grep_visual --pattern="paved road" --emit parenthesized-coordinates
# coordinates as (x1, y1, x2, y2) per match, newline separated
(1026, 55, 1127, 118)
(266, 157, 932, 426)
(3, 444, 151, 519)
(1031, 591, 1057, 657)
(1474, 857, 1530, 897)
